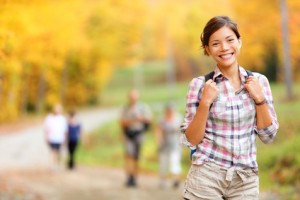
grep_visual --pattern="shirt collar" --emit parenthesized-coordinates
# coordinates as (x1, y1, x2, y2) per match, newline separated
(212, 67, 223, 81)
(238, 66, 249, 83)
(212, 66, 248, 83)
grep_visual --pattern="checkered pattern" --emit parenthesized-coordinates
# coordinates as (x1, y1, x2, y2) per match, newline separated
(180, 66, 279, 170)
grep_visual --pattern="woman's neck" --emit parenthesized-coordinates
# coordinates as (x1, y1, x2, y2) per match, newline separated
(218, 64, 241, 92)
(217, 64, 239, 79)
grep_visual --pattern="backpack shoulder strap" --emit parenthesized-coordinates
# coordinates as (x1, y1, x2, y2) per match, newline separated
(195, 71, 214, 107)
(204, 71, 215, 82)
(246, 70, 253, 77)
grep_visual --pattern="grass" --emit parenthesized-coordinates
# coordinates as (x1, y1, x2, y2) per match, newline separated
(77, 120, 125, 168)
(77, 63, 300, 195)
(99, 62, 189, 106)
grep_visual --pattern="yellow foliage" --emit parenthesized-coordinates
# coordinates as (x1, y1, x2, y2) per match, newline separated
(1, 0, 300, 122)
(1, 0, 129, 120)
(96, 60, 114, 88)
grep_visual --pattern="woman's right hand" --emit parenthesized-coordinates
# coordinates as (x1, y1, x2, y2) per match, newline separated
(201, 79, 219, 106)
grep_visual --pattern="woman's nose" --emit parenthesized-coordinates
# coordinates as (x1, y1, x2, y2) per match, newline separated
(220, 42, 229, 51)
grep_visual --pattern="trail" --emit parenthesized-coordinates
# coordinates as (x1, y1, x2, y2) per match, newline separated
(0, 107, 183, 200)
(0, 107, 119, 171)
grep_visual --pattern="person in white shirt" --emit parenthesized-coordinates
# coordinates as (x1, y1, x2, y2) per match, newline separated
(44, 104, 67, 171)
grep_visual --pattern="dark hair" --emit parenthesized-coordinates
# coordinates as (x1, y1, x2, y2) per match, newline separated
(69, 110, 76, 117)
(200, 16, 240, 56)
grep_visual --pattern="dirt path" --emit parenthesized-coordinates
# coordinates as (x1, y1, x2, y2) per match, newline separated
(0, 166, 280, 200)
(0, 107, 183, 200)
(0, 166, 183, 200)
(0, 107, 119, 171)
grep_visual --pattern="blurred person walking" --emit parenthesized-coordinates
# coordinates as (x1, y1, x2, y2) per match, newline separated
(66, 110, 81, 170)
(120, 89, 152, 187)
(180, 16, 279, 199)
(155, 103, 182, 189)
(43, 104, 68, 172)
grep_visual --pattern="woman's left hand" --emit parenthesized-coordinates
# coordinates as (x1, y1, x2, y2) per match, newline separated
(244, 76, 265, 103)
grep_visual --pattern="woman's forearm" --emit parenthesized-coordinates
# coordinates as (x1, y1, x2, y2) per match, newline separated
(255, 103, 273, 130)
(185, 101, 210, 146)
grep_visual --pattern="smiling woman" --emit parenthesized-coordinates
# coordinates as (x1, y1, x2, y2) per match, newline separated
(204, 26, 242, 79)
(180, 16, 279, 200)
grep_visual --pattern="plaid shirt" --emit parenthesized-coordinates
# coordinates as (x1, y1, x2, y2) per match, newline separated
(180, 66, 279, 170)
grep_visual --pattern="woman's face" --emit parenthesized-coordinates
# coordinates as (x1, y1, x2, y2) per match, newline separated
(205, 26, 241, 69)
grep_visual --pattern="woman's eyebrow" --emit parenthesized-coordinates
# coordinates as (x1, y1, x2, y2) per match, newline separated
(226, 35, 235, 39)
(209, 39, 219, 44)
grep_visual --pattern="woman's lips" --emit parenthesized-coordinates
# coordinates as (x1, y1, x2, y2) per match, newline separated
(219, 53, 234, 59)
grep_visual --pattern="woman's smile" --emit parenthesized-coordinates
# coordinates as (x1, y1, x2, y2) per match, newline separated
(219, 52, 234, 60)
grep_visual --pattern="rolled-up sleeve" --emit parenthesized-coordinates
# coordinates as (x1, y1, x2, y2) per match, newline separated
(180, 77, 204, 149)
(255, 75, 279, 144)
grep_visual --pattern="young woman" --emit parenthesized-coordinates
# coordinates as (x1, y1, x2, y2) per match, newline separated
(180, 16, 279, 200)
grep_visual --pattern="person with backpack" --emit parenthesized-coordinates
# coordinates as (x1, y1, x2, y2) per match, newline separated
(120, 89, 152, 187)
(180, 16, 279, 199)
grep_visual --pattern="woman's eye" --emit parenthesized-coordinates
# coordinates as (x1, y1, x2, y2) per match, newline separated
(228, 39, 234, 42)
(212, 43, 218, 46)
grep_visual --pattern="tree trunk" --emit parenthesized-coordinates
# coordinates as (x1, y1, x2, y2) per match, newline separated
(280, 0, 293, 100)
(60, 64, 69, 105)
(37, 71, 46, 113)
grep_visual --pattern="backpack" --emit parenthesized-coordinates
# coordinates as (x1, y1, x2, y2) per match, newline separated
(189, 70, 253, 160)
(122, 103, 151, 139)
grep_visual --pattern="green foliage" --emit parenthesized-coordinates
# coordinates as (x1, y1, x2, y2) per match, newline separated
(77, 120, 124, 168)
(263, 42, 279, 82)
(100, 61, 189, 107)
(257, 134, 300, 194)
(256, 83, 300, 194)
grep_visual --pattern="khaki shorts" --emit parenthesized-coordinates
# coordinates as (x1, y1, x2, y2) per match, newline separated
(124, 133, 144, 160)
(182, 162, 259, 200)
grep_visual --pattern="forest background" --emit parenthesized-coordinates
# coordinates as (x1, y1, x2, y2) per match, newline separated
(0, 0, 300, 197)
(1, 0, 299, 120)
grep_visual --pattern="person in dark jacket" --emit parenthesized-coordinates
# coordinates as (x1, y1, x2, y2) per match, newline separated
(66, 110, 81, 170)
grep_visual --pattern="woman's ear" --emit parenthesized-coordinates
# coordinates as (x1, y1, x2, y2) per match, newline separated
(238, 38, 242, 49)
(205, 45, 210, 55)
